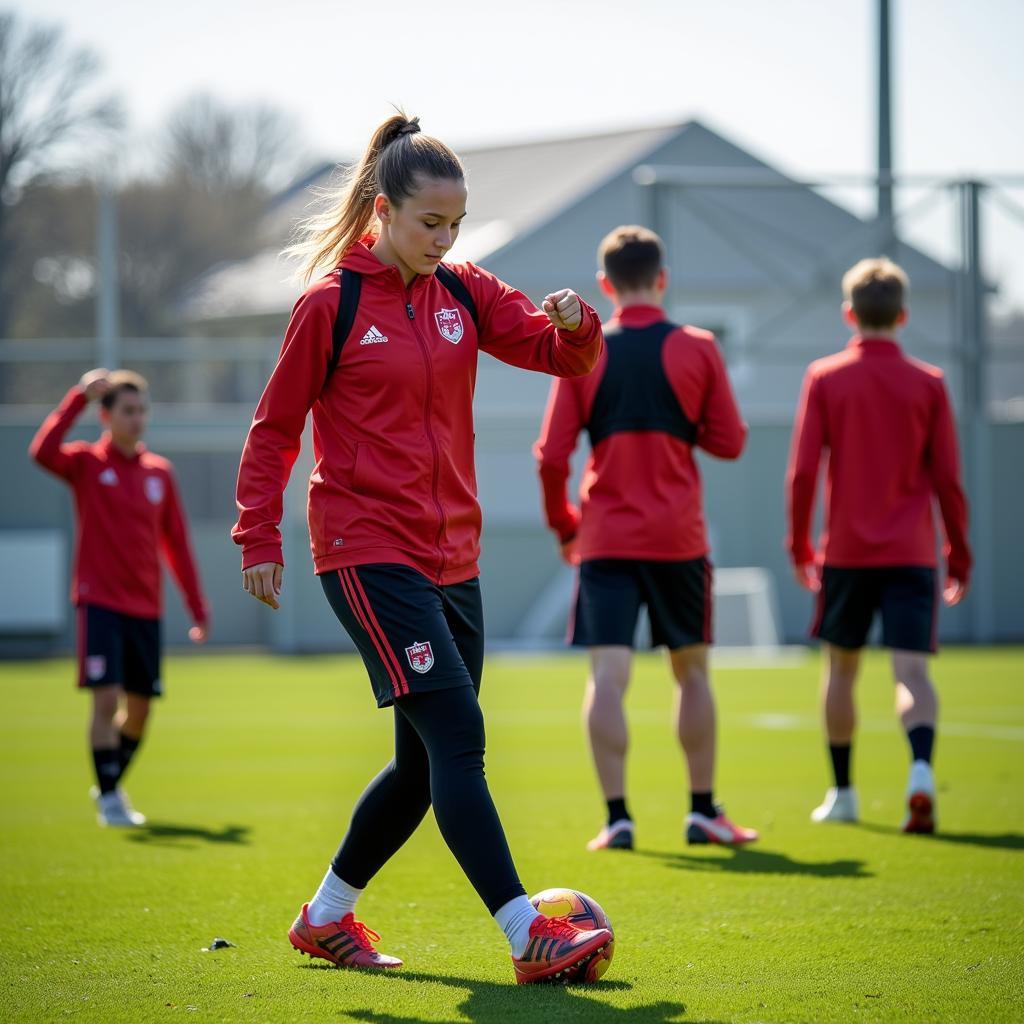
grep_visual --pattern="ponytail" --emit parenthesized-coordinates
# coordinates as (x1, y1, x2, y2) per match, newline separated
(286, 111, 464, 284)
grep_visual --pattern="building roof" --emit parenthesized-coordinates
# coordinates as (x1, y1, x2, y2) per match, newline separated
(181, 120, 948, 323)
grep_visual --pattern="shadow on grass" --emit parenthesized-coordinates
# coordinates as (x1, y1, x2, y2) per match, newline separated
(858, 823, 1024, 851)
(633, 846, 871, 878)
(333, 969, 693, 1023)
(124, 822, 251, 846)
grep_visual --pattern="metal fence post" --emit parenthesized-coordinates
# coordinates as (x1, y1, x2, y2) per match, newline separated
(959, 180, 993, 642)
(96, 183, 120, 371)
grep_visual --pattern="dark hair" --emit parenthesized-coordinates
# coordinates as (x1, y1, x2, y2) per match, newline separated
(842, 257, 909, 329)
(598, 225, 665, 292)
(289, 111, 464, 283)
(100, 369, 148, 410)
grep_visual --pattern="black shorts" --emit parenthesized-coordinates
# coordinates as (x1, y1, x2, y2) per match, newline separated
(570, 557, 712, 650)
(812, 566, 938, 653)
(76, 604, 162, 697)
(320, 564, 485, 708)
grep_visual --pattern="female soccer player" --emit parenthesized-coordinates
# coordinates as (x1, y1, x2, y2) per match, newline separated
(233, 113, 611, 984)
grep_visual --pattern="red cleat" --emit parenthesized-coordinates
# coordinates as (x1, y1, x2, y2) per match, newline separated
(512, 914, 612, 985)
(587, 819, 635, 851)
(287, 904, 402, 970)
(685, 806, 759, 845)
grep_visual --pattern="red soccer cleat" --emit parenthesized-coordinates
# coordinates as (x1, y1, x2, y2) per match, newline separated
(902, 761, 936, 834)
(586, 819, 635, 851)
(512, 913, 613, 985)
(685, 806, 759, 845)
(287, 904, 402, 970)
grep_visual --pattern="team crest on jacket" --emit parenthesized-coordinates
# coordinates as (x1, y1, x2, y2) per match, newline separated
(435, 307, 464, 344)
(144, 476, 165, 504)
(405, 640, 434, 674)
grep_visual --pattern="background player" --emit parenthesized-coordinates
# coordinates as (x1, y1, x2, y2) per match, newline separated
(786, 257, 971, 833)
(234, 113, 612, 982)
(534, 225, 758, 851)
(29, 369, 209, 827)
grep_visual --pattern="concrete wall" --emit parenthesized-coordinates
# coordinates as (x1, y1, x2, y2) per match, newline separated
(3, 387, 1021, 656)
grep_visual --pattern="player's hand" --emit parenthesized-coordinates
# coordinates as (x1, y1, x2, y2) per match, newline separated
(79, 368, 112, 402)
(243, 562, 283, 610)
(542, 289, 583, 332)
(560, 536, 580, 566)
(943, 577, 967, 606)
(189, 624, 208, 644)
(793, 562, 821, 593)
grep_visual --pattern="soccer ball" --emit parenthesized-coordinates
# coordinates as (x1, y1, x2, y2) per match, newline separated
(530, 888, 614, 982)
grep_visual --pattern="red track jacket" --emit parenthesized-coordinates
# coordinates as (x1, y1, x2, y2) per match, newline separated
(29, 387, 209, 623)
(786, 336, 971, 581)
(534, 305, 746, 561)
(232, 242, 603, 584)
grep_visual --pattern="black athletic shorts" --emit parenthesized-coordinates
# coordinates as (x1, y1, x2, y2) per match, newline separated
(76, 604, 163, 696)
(570, 557, 712, 650)
(320, 564, 485, 708)
(812, 565, 938, 653)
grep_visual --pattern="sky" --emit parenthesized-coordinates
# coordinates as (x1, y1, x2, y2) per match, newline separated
(17, 0, 1024, 310)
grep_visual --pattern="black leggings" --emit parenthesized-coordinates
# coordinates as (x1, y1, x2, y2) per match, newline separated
(331, 679, 526, 916)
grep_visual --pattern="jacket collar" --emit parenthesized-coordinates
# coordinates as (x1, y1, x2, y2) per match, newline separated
(99, 433, 144, 461)
(612, 304, 666, 328)
(848, 334, 903, 355)
(340, 239, 434, 296)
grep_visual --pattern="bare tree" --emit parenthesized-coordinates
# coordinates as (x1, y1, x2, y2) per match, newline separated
(164, 92, 302, 196)
(0, 11, 122, 335)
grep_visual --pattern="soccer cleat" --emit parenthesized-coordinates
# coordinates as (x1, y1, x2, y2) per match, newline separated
(287, 904, 402, 970)
(810, 786, 859, 823)
(115, 788, 147, 826)
(685, 806, 759, 845)
(902, 760, 936, 834)
(587, 819, 635, 851)
(91, 786, 145, 828)
(512, 913, 613, 985)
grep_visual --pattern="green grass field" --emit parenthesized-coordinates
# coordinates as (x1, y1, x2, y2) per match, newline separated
(1, 648, 1022, 1023)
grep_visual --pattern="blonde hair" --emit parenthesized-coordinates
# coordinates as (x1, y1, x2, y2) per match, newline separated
(842, 257, 909, 329)
(286, 111, 464, 284)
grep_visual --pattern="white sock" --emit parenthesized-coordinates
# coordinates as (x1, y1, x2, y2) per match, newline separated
(307, 867, 363, 927)
(495, 895, 539, 958)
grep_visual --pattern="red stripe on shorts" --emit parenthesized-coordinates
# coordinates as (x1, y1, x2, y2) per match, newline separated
(346, 568, 409, 696)
(339, 569, 407, 698)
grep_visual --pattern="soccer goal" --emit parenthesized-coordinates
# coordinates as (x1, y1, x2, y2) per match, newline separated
(509, 564, 786, 655)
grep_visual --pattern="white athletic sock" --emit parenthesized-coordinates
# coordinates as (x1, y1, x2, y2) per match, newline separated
(495, 895, 539, 958)
(307, 867, 363, 927)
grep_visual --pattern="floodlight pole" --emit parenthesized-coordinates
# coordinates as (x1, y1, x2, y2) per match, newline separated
(959, 180, 993, 643)
(96, 182, 121, 371)
(877, 0, 896, 252)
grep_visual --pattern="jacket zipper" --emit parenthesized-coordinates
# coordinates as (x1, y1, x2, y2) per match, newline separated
(405, 293, 448, 583)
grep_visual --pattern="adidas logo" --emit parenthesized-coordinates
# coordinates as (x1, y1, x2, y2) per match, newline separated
(360, 325, 388, 345)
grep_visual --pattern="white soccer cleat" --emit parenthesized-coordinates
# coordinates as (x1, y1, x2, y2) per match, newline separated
(810, 786, 859, 823)
(91, 786, 145, 828)
(902, 760, 936, 834)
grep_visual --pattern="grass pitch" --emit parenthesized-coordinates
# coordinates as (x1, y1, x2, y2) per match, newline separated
(1, 647, 1022, 1023)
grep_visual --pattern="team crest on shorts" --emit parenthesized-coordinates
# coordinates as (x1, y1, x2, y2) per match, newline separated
(435, 308, 464, 344)
(405, 640, 434, 674)
(144, 476, 165, 504)
(86, 655, 107, 681)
